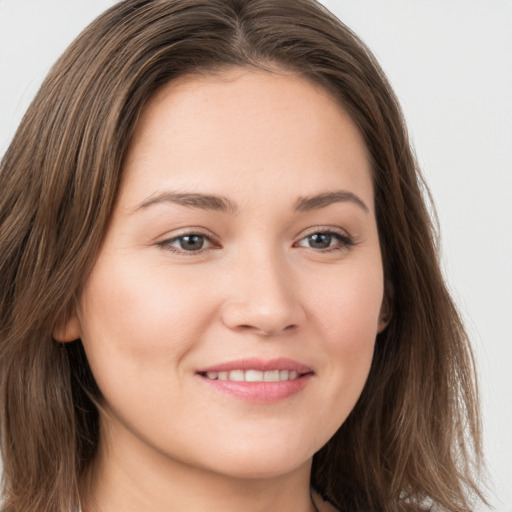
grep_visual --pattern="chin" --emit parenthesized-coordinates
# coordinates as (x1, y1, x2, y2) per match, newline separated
(192, 437, 317, 480)
(205, 457, 311, 481)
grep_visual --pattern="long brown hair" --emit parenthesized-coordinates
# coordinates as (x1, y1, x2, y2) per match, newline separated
(0, 1, 485, 510)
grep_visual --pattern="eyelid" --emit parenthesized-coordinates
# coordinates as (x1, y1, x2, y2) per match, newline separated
(296, 226, 353, 241)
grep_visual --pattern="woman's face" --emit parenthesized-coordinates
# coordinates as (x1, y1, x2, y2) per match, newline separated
(61, 69, 387, 479)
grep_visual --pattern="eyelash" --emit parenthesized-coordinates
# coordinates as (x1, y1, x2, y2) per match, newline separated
(157, 228, 355, 256)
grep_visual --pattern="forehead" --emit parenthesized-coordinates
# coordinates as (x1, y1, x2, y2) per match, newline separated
(120, 68, 373, 213)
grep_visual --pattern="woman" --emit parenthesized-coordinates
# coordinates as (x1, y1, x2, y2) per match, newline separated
(0, 0, 486, 511)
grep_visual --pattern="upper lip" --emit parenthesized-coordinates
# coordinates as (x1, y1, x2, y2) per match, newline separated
(196, 357, 313, 374)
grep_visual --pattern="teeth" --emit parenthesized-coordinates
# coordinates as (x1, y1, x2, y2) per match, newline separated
(264, 370, 280, 382)
(204, 369, 303, 382)
(230, 370, 245, 381)
(245, 369, 263, 382)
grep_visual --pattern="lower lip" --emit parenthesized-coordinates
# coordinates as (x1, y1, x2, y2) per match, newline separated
(199, 374, 312, 403)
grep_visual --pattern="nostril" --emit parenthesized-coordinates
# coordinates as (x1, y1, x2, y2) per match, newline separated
(220, 298, 306, 336)
(246, 323, 298, 337)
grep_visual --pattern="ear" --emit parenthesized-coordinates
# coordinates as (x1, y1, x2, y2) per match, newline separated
(53, 311, 81, 343)
(377, 281, 393, 333)
(377, 305, 391, 333)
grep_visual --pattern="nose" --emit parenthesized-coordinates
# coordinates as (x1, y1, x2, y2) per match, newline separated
(220, 249, 306, 337)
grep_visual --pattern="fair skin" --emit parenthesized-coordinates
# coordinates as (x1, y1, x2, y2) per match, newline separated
(56, 68, 387, 512)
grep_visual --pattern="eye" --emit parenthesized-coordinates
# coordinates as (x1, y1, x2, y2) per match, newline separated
(157, 232, 216, 254)
(295, 230, 354, 251)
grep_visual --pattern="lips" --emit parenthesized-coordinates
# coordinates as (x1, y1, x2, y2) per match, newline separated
(196, 358, 313, 403)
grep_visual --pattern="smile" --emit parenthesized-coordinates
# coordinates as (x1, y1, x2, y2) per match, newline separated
(202, 369, 301, 382)
(197, 358, 313, 403)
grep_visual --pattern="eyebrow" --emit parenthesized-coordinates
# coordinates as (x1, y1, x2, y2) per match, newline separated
(133, 189, 368, 215)
(294, 191, 369, 213)
(133, 191, 238, 214)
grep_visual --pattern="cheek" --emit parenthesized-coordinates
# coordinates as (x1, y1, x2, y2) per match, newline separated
(307, 258, 383, 421)
(81, 255, 201, 337)
(76, 256, 212, 394)
(312, 255, 384, 345)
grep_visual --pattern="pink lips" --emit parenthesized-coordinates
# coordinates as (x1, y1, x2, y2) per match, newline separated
(196, 358, 313, 403)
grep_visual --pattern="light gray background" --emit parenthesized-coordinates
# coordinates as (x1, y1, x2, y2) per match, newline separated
(1, 1, 511, 510)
